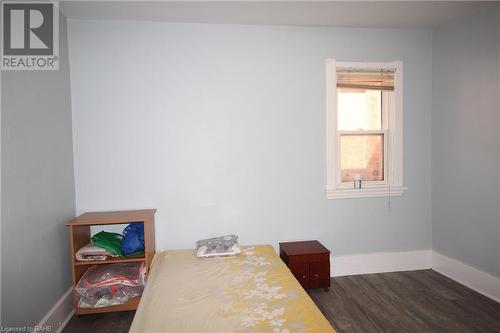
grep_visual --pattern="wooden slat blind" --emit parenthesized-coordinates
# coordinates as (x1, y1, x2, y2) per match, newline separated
(337, 69, 395, 91)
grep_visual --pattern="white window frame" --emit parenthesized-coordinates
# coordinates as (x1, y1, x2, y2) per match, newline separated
(326, 59, 406, 199)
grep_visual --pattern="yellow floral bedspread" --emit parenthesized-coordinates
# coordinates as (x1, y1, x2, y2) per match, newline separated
(129, 245, 335, 333)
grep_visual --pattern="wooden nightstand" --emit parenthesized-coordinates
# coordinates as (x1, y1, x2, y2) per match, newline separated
(279, 240, 331, 292)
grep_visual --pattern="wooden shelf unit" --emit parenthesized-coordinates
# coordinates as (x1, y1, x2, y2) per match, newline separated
(66, 209, 156, 315)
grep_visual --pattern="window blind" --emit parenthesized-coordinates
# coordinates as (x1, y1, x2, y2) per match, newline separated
(337, 69, 395, 91)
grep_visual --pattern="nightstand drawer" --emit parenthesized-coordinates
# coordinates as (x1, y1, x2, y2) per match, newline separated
(286, 252, 329, 264)
(309, 261, 330, 289)
(289, 262, 310, 284)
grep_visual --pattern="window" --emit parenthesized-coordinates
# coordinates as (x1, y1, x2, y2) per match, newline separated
(326, 60, 406, 199)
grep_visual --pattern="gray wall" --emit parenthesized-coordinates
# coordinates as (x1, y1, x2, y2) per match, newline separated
(68, 20, 433, 254)
(432, 8, 500, 277)
(1, 15, 75, 325)
(498, 9, 500, 280)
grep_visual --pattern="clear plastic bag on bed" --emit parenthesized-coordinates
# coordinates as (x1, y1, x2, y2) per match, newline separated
(75, 262, 146, 308)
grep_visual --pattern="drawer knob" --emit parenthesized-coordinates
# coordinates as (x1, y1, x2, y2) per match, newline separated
(314, 274, 318, 278)
(302, 275, 307, 279)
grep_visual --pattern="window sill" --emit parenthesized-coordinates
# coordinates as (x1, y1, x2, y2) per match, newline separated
(326, 186, 407, 199)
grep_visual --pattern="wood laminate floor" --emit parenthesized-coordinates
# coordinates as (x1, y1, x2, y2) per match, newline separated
(62, 269, 500, 333)
(308, 269, 500, 333)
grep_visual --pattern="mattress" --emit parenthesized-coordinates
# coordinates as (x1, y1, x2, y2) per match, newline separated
(130, 245, 335, 333)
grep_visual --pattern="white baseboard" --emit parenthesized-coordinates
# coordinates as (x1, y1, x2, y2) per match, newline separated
(331, 249, 432, 277)
(432, 251, 500, 303)
(37, 287, 74, 333)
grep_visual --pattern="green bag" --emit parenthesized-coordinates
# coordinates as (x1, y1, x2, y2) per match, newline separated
(91, 231, 124, 257)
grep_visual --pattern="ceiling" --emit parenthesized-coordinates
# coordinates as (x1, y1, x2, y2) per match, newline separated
(60, 1, 498, 29)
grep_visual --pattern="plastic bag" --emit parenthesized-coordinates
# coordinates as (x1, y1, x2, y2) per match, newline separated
(121, 222, 145, 255)
(75, 262, 146, 308)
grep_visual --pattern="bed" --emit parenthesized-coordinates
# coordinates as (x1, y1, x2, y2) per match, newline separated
(129, 245, 335, 333)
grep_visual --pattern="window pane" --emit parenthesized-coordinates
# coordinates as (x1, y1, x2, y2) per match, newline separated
(341, 134, 384, 182)
(338, 88, 382, 130)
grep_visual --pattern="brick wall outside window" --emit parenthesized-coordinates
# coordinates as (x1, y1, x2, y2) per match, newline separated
(338, 89, 384, 182)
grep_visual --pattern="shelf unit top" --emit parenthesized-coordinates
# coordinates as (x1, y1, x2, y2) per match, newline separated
(66, 209, 157, 226)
